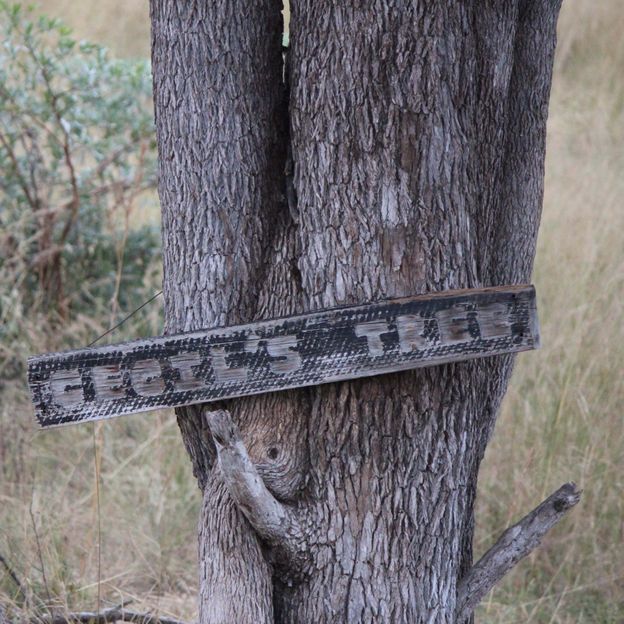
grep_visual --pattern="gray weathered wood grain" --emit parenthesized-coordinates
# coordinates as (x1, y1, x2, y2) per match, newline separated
(28, 285, 538, 427)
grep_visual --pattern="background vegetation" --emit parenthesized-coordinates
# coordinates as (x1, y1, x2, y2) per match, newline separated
(1, 1, 622, 622)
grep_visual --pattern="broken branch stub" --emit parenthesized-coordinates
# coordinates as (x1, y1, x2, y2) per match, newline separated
(205, 409, 309, 575)
(456, 482, 582, 621)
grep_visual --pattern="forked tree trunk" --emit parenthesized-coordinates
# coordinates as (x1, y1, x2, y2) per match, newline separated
(150, 1, 564, 622)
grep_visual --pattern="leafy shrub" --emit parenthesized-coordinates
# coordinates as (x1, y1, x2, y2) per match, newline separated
(0, 2, 160, 322)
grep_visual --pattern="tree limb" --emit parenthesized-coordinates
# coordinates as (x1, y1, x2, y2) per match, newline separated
(31, 607, 191, 624)
(0, 552, 27, 604)
(456, 482, 581, 622)
(204, 409, 308, 576)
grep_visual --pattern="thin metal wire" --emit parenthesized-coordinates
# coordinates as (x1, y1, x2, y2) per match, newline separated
(87, 290, 163, 347)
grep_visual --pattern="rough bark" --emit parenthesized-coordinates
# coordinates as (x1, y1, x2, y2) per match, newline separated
(150, 1, 564, 622)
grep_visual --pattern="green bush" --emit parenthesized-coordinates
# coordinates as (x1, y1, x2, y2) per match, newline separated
(0, 2, 160, 321)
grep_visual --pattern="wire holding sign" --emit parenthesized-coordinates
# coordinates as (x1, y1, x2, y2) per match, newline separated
(27, 285, 539, 428)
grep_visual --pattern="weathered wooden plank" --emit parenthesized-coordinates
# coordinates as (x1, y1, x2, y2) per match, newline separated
(27, 285, 539, 428)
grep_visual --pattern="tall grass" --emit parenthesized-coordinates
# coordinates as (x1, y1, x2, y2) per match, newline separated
(3, 1, 623, 622)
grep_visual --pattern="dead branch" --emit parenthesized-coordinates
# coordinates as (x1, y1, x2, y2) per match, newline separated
(31, 607, 191, 624)
(456, 482, 581, 622)
(204, 409, 309, 575)
(0, 552, 27, 604)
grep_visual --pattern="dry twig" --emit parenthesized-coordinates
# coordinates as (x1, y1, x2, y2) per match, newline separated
(31, 608, 191, 624)
(456, 482, 581, 621)
(0, 552, 27, 604)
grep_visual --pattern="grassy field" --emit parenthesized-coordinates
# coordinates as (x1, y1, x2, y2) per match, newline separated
(2, 1, 623, 622)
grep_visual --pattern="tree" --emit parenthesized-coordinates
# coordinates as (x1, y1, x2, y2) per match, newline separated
(149, 1, 576, 622)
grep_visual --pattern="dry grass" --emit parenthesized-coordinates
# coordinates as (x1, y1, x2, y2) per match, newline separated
(2, 1, 623, 622)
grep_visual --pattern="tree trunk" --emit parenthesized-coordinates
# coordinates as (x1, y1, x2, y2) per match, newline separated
(150, 1, 563, 622)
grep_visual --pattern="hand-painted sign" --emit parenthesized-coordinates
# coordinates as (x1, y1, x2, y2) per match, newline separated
(28, 285, 539, 428)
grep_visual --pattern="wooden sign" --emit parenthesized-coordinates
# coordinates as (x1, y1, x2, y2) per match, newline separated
(28, 285, 539, 428)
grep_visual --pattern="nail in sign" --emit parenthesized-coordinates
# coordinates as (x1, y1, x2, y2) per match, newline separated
(27, 285, 539, 428)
